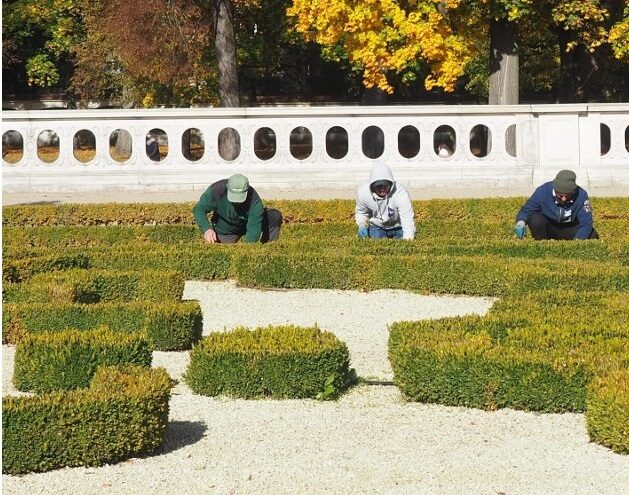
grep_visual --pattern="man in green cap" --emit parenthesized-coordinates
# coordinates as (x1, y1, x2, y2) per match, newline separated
(193, 174, 282, 243)
(513, 169, 598, 240)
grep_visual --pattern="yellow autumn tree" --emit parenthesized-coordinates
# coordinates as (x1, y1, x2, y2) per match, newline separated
(287, 0, 476, 93)
(287, 0, 624, 96)
(609, 3, 629, 61)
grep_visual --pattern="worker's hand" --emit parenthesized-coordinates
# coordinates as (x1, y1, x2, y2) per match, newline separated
(203, 229, 218, 244)
(357, 227, 369, 239)
(514, 221, 526, 239)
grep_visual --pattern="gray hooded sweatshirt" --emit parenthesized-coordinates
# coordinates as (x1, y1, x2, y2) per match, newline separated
(355, 163, 416, 239)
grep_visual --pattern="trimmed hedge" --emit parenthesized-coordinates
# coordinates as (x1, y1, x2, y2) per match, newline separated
(231, 251, 626, 295)
(2, 198, 627, 454)
(3, 223, 622, 263)
(13, 328, 152, 392)
(3, 252, 90, 283)
(3, 268, 185, 303)
(3, 225, 199, 253)
(2, 365, 173, 475)
(185, 325, 354, 399)
(9, 246, 618, 296)
(388, 320, 593, 412)
(587, 369, 629, 454)
(3, 301, 203, 350)
(3, 197, 627, 227)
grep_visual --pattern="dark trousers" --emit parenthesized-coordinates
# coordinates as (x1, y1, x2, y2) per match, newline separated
(216, 208, 282, 244)
(528, 212, 599, 240)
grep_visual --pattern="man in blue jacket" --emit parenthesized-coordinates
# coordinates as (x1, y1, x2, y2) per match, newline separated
(514, 170, 598, 240)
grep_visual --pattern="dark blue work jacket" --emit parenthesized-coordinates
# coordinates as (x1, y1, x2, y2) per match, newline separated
(516, 181, 594, 240)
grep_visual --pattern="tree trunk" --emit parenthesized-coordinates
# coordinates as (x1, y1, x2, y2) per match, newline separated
(557, 29, 598, 103)
(489, 18, 519, 105)
(114, 130, 133, 159)
(213, 0, 240, 160)
(360, 87, 388, 105)
(489, 17, 518, 155)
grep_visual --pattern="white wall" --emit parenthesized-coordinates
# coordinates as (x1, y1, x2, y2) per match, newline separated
(2, 104, 628, 194)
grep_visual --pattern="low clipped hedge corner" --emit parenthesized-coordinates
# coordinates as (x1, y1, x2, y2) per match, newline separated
(3, 268, 185, 304)
(388, 320, 593, 413)
(586, 369, 629, 454)
(2, 252, 90, 283)
(185, 325, 354, 399)
(2, 365, 173, 475)
(13, 327, 152, 393)
(3, 301, 203, 351)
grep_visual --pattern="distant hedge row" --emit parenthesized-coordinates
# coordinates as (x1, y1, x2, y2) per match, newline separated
(4, 223, 624, 262)
(4, 244, 626, 295)
(3, 197, 628, 227)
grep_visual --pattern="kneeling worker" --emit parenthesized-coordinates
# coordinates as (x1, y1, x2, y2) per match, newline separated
(355, 163, 415, 240)
(514, 169, 598, 240)
(193, 174, 282, 243)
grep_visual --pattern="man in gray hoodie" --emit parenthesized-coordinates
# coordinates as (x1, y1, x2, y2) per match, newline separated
(355, 163, 416, 240)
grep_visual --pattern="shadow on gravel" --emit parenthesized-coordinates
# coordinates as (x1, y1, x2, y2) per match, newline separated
(157, 421, 207, 455)
(7, 200, 61, 206)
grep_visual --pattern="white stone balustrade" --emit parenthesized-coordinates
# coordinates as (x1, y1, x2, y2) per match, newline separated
(2, 104, 628, 194)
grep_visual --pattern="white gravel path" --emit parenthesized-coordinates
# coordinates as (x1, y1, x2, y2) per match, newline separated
(3, 281, 628, 494)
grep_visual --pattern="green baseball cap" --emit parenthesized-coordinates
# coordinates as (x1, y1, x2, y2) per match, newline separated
(227, 174, 249, 203)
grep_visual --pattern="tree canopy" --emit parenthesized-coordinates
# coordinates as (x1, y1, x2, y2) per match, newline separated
(2, 0, 627, 104)
(286, 0, 628, 101)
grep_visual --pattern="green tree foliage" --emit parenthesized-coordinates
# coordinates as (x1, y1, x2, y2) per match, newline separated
(2, 0, 84, 91)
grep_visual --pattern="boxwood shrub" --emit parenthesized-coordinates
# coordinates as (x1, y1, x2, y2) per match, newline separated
(2, 365, 173, 475)
(586, 369, 629, 454)
(3, 252, 90, 283)
(388, 320, 593, 412)
(3, 197, 626, 227)
(13, 328, 152, 393)
(185, 325, 354, 399)
(4, 268, 185, 304)
(3, 301, 202, 351)
(2, 198, 627, 453)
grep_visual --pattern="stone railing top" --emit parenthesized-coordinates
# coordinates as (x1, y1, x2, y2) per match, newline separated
(3, 103, 629, 122)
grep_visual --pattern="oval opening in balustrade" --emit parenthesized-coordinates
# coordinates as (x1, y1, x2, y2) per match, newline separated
(2, 130, 23, 164)
(73, 129, 96, 164)
(362, 126, 384, 159)
(147, 128, 167, 162)
(626, 125, 629, 153)
(254, 127, 276, 160)
(109, 129, 132, 163)
(290, 126, 312, 160)
(398, 125, 420, 159)
(434, 125, 455, 157)
(470, 124, 491, 158)
(600, 123, 611, 156)
(218, 128, 241, 161)
(183, 128, 204, 162)
(326, 126, 348, 159)
(505, 125, 517, 157)
(37, 130, 60, 163)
